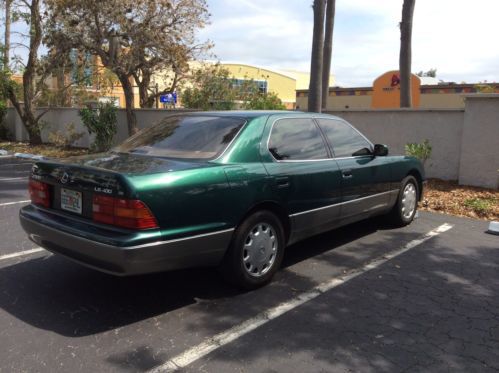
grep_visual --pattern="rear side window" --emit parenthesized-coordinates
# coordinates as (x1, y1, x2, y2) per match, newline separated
(317, 119, 372, 158)
(115, 115, 245, 160)
(268, 118, 328, 160)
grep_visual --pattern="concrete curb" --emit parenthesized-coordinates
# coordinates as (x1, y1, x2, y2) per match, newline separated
(13, 153, 46, 160)
(487, 221, 499, 236)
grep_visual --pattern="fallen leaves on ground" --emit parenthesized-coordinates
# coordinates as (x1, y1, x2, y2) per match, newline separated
(421, 179, 498, 221)
(0, 142, 89, 158)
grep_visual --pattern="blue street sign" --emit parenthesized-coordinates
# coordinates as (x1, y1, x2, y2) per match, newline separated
(160, 94, 172, 103)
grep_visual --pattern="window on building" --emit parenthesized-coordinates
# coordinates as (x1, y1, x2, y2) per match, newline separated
(231, 79, 268, 94)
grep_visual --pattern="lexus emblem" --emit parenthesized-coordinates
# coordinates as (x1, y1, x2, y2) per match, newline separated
(60, 172, 70, 184)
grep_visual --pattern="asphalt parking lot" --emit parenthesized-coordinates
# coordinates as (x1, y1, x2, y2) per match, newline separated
(1, 156, 498, 373)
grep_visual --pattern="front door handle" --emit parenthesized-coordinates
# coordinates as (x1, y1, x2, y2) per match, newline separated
(342, 169, 353, 179)
(275, 176, 290, 188)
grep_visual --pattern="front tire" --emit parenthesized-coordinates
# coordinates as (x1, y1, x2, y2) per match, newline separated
(219, 210, 285, 290)
(390, 176, 419, 226)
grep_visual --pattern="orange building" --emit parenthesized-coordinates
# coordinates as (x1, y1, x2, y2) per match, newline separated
(371, 71, 421, 108)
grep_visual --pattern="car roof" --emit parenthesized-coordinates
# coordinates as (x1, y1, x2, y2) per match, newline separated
(180, 110, 344, 121)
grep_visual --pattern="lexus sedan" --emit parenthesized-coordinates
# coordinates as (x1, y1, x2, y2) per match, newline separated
(20, 111, 424, 289)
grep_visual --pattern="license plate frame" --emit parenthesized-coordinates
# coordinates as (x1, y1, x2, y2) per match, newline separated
(61, 188, 82, 214)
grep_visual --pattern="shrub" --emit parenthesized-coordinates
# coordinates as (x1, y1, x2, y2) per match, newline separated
(0, 101, 11, 140)
(47, 122, 85, 148)
(405, 139, 432, 167)
(463, 197, 497, 215)
(243, 92, 286, 110)
(79, 102, 117, 152)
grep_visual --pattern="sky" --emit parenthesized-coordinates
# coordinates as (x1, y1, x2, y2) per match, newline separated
(198, 0, 499, 87)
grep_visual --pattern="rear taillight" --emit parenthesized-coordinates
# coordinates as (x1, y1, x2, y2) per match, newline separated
(92, 195, 159, 230)
(29, 179, 50, 208)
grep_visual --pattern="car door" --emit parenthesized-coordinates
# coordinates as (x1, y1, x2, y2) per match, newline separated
(316, 118, 394, 220)
(262, 117, 343, 241)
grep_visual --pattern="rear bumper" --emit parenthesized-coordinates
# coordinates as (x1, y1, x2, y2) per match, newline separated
(19, 206, 233, 276)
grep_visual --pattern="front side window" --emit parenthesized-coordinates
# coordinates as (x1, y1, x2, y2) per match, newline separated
(317, 119, 372, 158)
(115, 115, 245, 160)
(268, 118, 328, 160)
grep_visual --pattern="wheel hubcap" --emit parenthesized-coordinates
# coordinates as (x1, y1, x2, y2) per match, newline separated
(401, 182, 417, 219)
(243, 223, 277, 277)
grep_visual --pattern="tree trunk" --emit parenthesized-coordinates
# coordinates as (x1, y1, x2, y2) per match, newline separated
(321, 0, 335, 111)
(7, 91, 43, 144)
(7, 0, 44, 145)
(118, 74, 138, 135)
(308, 0, 326, 113)
(3, 0, 11, 68)
(135, 72, 155, 108)
(399, 0, 416, 108)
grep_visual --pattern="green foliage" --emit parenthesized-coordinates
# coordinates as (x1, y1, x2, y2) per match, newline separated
(463, 197, 497, 214)
(182, 65, 237, 110)
(0, 100, 11, 140)
(416, 68, 437, 78)
(0, 70, 19, 99)
(79, 103, 117, 152)
(243, 92, 286, 110)
(474, 84, 495, 93)
(47, 122, 85, 148)
(182, 64, 286, 111)
(0, 100, 6, 123)
(405, 139, 432, 166)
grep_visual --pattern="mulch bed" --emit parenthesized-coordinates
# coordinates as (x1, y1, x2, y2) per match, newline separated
(0, 141, 89, 158)
(421, 179, 498, 221)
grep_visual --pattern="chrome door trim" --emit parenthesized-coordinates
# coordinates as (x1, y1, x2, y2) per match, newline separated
(289, 189, 399, 217)
(128, 228, 236, 249)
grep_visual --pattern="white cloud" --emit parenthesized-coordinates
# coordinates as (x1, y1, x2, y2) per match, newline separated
(203, 0, 499, 86)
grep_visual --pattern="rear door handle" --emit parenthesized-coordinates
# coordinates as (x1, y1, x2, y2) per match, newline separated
(342, 169, 353, 179)
(275, 176, 290, 188)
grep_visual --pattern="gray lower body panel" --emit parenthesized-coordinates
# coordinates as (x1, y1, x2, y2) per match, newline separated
(288, 189, 399, 244)
(19, 209, 233, 276)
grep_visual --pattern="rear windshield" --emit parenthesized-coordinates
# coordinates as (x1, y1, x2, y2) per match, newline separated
(114, 115, 246, 160)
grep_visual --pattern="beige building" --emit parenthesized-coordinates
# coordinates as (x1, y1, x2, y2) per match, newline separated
(151, 61, 335, 109)
(221, 64, 335, 109)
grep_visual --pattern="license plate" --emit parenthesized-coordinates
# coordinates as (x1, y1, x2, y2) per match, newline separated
(61, 188, 82, 214)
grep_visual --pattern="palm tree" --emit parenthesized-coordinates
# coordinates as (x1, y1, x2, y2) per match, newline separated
(2, 0, 11, 69)
(399, 0, 416, 108)
(308, 0, 326, 113)
(321, 0, 335, 111)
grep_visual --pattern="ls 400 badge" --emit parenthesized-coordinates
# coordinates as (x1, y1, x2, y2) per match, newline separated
(94, 187, 113, 194)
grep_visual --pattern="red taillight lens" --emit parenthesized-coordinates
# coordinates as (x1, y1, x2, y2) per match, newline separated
(92, 195, 158, 230)
(29, 179, 50, 208)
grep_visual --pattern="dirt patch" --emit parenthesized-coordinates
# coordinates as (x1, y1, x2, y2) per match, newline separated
(421, 179, 498, 221)
(0, 142, 89, 159)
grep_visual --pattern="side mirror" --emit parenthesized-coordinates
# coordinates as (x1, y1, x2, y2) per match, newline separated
(373, 144, 389, 157)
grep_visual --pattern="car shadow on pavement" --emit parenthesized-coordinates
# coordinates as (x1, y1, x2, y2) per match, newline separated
(0, 217, 395, 338)
(151, 238, 499, 373)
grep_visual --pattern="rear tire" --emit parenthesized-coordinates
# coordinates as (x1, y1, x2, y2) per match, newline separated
(219, 210, 285, 290)
(389, 176, 419, 226)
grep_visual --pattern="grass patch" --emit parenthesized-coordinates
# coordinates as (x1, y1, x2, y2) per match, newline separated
(463, 197, 497, 214)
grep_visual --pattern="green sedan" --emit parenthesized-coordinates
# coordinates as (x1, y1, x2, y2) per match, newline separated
(20, 111, 424, 289)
